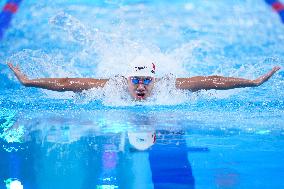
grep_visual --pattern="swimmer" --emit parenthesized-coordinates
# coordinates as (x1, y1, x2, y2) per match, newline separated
(7, 57, 280, 100)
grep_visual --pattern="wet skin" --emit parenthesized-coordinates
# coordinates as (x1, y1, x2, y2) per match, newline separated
(127, 76, 155, 100)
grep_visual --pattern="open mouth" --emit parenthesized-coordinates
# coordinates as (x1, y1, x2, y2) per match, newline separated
(136, 92, 146, 99)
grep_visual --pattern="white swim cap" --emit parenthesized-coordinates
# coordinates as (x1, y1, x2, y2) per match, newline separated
(128, 131, 156, 151)
(126, 56, 156, 77)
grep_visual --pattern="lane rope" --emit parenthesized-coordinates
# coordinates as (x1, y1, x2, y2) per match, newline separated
(265, 0, 284, 23)
(0, 0, 23, 39)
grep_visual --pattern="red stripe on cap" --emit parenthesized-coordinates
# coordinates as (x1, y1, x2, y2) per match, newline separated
(152, 63, 156, 70)
(272, 2, 284, 12)
(3, 3, 18, 13)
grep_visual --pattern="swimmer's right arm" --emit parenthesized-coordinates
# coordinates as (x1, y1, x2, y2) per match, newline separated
(8, 63, 108, 92)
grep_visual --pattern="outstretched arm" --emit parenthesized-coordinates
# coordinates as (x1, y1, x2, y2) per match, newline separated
(176, 66, 280, 91)
(8, 63, 108, 92)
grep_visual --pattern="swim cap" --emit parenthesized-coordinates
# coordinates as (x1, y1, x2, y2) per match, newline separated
(127, 56, 156, 77)
(128, 131, 156, 151)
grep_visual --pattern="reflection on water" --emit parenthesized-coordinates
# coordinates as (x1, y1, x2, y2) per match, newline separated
(0, 110, 202, 189)
(1, 110, 284, 189)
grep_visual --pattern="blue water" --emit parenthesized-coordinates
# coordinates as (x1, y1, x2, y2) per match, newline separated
(1, 0, 284, 188)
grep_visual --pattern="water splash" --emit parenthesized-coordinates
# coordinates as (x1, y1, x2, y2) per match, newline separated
(49, 12, 93, 44)
(2, 0, 284, 108)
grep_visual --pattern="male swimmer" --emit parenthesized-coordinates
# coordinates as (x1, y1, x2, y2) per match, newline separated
(7, 57, 280, 100)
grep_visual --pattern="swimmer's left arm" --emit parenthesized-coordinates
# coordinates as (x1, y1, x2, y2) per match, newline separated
(175, 66, 280, 91)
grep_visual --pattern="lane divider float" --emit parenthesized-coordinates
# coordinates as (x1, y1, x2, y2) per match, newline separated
(265, 0, 284, 23)
(0, 0, 23, 39)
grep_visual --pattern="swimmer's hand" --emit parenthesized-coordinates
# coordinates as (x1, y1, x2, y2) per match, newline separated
(7, 62, 30, 85)
(252, 66, 281, 86)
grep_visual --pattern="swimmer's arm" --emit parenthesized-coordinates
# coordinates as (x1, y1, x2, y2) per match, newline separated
(175, 66, 280, 91)
(8, 63, 108, 92)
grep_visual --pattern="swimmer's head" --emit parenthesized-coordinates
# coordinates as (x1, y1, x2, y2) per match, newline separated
(126, 56, 156, 100)
(126, 56, 156, 77)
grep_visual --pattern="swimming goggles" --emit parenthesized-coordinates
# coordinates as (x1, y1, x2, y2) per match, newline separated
(131, 77, 153, 85)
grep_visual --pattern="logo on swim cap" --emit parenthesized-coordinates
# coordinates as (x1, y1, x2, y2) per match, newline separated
(127, 56, 156, 77)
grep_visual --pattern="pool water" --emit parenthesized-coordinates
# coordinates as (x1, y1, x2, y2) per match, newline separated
(1, 0, 284, 188)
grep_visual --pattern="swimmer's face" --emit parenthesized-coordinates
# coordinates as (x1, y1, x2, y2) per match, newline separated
(127, 76, 155, 100)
